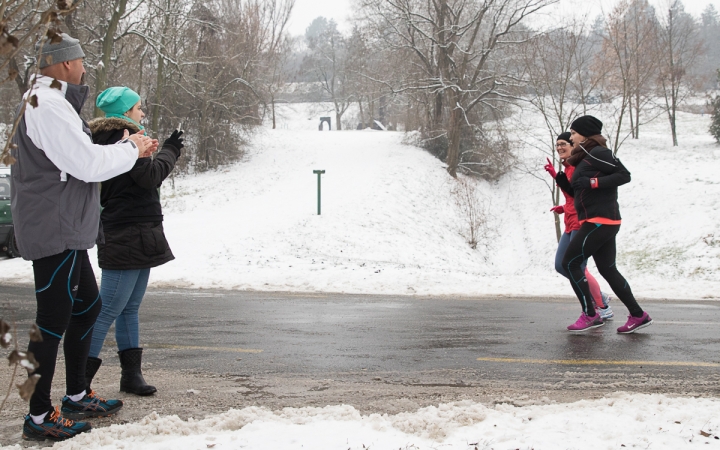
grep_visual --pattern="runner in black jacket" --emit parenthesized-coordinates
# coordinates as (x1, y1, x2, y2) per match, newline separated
(561, 115, 652, 334)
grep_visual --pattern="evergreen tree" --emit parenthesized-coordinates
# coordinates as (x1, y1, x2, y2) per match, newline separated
(711, 70, 720, 144)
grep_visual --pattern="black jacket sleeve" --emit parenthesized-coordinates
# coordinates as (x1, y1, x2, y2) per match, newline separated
(588, 147, 631, 189)
(555, 171, 574, 197)
(128, 144, 181, 190)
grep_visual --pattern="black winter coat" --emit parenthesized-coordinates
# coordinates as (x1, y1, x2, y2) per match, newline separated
(567, 144, 631, 223)
(89, 117, 180, 270)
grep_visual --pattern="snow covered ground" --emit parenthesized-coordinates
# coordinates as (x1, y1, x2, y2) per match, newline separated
(4, 102, 718, 299)
(2, 394, 719, 449)
(1, 103, 719, 449)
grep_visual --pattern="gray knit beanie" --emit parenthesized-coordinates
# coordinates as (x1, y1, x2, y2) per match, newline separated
(35, 33, 85, 69)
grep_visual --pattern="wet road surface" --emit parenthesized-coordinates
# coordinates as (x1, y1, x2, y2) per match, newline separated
(1, 285, 718, 396)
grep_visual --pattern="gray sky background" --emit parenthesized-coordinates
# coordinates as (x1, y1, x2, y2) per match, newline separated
(286, 0, 720, 36)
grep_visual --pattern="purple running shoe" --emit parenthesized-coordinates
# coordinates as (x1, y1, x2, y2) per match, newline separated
(617, 312, 653, 334)
(567, 312, 604, 332)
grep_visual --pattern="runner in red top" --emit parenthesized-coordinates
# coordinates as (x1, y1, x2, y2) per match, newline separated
(544, 132, 613, 320)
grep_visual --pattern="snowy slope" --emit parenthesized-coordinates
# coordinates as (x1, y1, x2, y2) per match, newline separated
(0, 103, 718, 299)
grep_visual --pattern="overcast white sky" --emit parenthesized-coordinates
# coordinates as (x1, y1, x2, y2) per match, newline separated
(287, 0, 354, 36)
(286, 0, 720, 36)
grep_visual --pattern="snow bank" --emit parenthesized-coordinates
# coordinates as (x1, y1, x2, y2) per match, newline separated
(2, 394, 719, 449)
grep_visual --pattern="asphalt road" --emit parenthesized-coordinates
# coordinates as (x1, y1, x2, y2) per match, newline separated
(1, 285, 718, 396)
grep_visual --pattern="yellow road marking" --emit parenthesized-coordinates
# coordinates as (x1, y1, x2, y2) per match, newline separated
(145, 344, 263, 354)
(476, 357, 719, 368)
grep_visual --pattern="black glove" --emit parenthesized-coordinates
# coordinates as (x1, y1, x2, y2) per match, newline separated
(164, 129, 184, 151)
(571, 176, 591, 191)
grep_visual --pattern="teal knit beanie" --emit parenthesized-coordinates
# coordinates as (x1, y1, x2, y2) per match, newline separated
(96, 86, 144, 131)
(96, 87, 141, 116)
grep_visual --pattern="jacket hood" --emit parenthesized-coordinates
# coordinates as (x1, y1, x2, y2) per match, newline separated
(88, 116, 141, 135)
(65, 83, 90, 114)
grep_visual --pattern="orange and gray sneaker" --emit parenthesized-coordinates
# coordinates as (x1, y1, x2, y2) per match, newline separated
(22, 406, 92, 442)
(61, 389, 123, 420)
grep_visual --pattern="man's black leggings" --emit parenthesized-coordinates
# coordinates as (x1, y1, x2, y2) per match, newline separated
(28, 250, 102, 415)
(561, 223, 643, 318)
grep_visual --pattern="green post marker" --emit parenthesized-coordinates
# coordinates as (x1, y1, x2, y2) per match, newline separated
(313, 170, 325, 215)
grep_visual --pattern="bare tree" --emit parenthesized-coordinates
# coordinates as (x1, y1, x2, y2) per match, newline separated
(522, 20, 601, 240)
(625, 0, 659, 138)
(362, 0, 556, 177)
(92, 0, 133, 116)
(601, 0, 659, 149)
(256, 0, 295, 129)
(304, 17, 352, 130)
(656, 0, 702, 146)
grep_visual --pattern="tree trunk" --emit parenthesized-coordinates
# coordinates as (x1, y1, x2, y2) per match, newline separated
(629, 96, 636, 139)
(335, 111, 342, 130)
(446, 97, 461, 177)
(670, 108, 678, 146)
(434, 91, 443, 126)
(10, 57, 28, 95)
(150, 53, 165, 138)
(136, 48, 147, 96)
(634, 91, 641, 139)
(358, 96, 365, 128)
(150, 9, 171, 139)
(271, 94, 276, 129)
(94, 0, 128, 117)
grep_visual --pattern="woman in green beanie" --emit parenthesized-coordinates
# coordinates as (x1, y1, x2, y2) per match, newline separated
(86, 87, 185, 396)
(95, 86, 146, 133)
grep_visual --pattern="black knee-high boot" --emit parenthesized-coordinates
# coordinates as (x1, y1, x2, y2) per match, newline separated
(118, 348, 157, 396)
(85, 356, 102, 392)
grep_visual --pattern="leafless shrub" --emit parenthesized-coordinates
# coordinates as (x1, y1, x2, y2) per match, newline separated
(417, 121, 515, 182)
(458, 129, 516, 182)
(451, 177, 490, 250)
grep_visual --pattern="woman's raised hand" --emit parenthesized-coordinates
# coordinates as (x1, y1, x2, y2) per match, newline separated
(544, 157, 557, 178)
(164, 130, 184, 151)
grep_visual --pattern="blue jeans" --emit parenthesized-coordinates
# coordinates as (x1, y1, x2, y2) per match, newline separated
(89, 268, 151, 357)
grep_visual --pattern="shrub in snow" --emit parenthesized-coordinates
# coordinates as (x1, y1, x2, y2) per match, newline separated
(452, 178, 490, 250)
(417, 122, 515, 181)
(710, 71, 720, 144)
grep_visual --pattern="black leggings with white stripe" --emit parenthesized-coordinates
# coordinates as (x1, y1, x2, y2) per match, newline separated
(28, 250, 102, 415)
(561, 223, 643, 318)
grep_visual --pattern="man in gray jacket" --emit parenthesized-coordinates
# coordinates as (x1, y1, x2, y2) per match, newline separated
(11, 33, 155, 442)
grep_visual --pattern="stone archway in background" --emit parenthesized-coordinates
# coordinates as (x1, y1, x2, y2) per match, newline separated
(319, 117, 331, 131)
